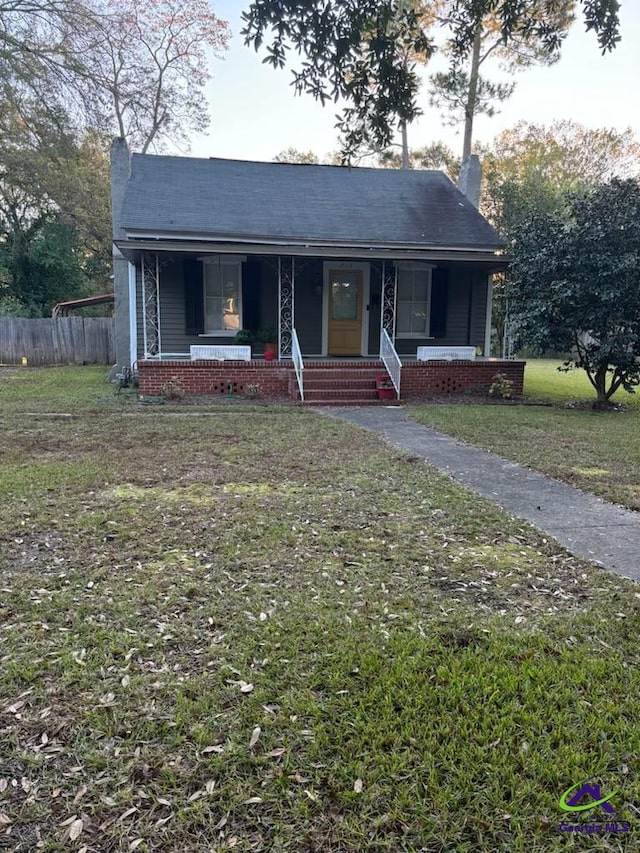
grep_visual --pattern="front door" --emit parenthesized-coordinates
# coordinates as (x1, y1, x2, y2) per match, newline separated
(328, 269, 363, 356)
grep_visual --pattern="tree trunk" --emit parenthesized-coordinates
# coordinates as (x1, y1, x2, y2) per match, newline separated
(462, 25, 482, 161)
(400, 120, 409, 169)
(594, 364, 609, 404)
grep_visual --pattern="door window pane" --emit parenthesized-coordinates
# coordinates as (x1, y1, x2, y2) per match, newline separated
(331, 274, 358, 321)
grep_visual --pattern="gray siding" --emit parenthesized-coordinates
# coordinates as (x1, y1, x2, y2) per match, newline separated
(394, 264, 487, 357)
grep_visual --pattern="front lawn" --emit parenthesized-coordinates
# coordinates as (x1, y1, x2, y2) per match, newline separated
(1, 367, 639, 852)
(410, 360, 640, 511)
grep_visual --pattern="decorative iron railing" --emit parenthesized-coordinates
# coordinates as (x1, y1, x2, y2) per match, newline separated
(292, 328, 304, 402)
(380, 328, 401, 398)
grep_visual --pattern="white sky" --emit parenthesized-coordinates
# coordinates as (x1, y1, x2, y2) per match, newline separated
(191, 0, 640, 163)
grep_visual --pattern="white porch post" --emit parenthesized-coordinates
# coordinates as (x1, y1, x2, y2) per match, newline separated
(381, 260, 398, 343)
(278, 256, 295, 359)
(141, 252, 161, 358)
(484, 273, 493, 357)
(128, 262, 138, 367)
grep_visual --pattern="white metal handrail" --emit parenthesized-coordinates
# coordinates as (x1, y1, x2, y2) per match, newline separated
(380, 328, 401, 398)
(292, 328, 304, 402)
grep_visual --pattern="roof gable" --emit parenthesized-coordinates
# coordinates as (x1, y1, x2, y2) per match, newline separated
(120, 155, 503, 250)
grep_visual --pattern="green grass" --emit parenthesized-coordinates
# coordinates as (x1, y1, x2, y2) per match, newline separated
(1, 367, 639, 852)
(522, 359, 640, 408)
(410, 360, 640, 511)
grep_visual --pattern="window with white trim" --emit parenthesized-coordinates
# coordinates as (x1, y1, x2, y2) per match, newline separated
(396, 264, 432, 337)
(203, 258, 242, 334)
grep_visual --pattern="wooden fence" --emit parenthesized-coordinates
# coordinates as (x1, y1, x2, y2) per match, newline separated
(0, 317, 115, 365)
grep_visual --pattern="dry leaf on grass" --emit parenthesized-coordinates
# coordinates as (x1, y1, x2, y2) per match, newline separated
(2, 699, 26, 714)
(69, 818, 84, 841)
(249, 726, 261, 750)
(353, 778, 363, 793)
(267, 747, 285, 758)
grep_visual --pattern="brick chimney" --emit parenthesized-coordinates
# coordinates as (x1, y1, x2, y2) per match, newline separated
(457, 154, 482, 208)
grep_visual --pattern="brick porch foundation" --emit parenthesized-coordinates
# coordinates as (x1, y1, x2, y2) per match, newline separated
(138, 359, 525, 401)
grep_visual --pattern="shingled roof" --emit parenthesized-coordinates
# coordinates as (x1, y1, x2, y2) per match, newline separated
(120, 155, 503, 250)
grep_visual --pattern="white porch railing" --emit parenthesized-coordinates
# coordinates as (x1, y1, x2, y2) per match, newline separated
(380, 328, 401, 398)
(292, 328, 304, 402)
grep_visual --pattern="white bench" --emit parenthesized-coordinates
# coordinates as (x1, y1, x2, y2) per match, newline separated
(417, 346, 476, 361)
(190, 345, 251, 362)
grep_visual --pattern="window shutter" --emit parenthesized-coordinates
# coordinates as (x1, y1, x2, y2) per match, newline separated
(242, 261, 261, 331)
(430, 268, 449, 338)
(184, 258, 204, 335)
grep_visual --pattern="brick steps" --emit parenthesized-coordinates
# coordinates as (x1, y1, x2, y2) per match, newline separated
(292, 366, 398, 406)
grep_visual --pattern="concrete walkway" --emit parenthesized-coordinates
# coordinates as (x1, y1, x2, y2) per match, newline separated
(323, 406, 640, 582)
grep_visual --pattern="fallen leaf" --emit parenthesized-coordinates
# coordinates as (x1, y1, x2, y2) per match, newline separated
(69, 818, 83, 841)
(249, 726, 261, 750)
(129, 840, 144, 851)
(201, 744, 224, 754)
(353, 778, 363, 793)
(0, 814, 12, 826)
(243, 797, 263, 804)
(73, 785, 87, 805)
(121, 675, 130, 688)
(240, 682, 254, 694)
(119, 806, 138, 821)
(188, 790, 203, 802)
(3, 699, 25, 714)
(205, 779, 217, 794)
(267, 748, 285, 758)
(0, 779, 7, 793)
(213, 816, 227, 831)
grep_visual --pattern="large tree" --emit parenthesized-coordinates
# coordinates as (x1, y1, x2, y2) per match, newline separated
(509, 178, 640, 406)
(482, 120, 640, 234)
(428, 0, 574, 160)
(76, 0, 229, 153)
(0, 89, 112, 315)
(241, 0, 621, 160)
(480, 120, 640, 355)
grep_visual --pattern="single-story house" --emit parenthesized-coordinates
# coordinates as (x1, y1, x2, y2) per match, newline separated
(110, 140, 523, 403)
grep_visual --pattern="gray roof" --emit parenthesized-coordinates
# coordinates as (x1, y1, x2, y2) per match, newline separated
(120, 155, 503, 250)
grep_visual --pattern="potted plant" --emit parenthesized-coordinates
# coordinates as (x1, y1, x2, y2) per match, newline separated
(234, 329, 255, 345)
(257, 328, 278, 361)
(376, 375, 396, 400)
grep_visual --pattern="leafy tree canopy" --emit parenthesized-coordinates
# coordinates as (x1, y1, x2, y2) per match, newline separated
(242, 0, 621, 159)
(482, 120, 640, 235)
(510, 178, 640, 405)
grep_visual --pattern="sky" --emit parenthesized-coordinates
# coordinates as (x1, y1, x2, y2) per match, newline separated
(190, 1, 640, 163)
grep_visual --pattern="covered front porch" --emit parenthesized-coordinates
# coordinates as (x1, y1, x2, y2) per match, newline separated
(127, 247, 518, 400)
